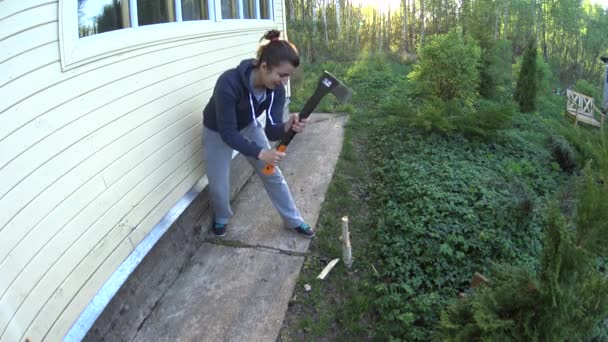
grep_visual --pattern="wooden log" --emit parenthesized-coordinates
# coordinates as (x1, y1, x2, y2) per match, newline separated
(470, 272, 489, 289)
(342, 216, 353, 268)
(317, 258, 340, 280)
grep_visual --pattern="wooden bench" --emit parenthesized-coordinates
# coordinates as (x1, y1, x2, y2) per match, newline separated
(566, 89, 606, 128)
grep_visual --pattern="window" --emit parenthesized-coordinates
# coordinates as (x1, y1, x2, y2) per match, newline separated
(259, 0, 270, 19)
(63, 0, 277, 70)
(242, 0, 255, 19)
(181, 0, 210, 21)
(78, 0, 273, 38)
(137, 0, 175, 26)
(221, 0, 238, 19)
(78, 0, 130, 37)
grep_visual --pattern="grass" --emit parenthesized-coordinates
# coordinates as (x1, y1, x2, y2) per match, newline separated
(278, 105, 378, 340)
(278, 55, 608, 340)
(279, 57, 389, 339)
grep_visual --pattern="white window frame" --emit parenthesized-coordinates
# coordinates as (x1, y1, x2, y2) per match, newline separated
(59, 0, 276, 71)
(214, 0, 274, 20)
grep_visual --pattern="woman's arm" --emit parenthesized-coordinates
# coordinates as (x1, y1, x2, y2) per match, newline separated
(215, 77, 263, 158)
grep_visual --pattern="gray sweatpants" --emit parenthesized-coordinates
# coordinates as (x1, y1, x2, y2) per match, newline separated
(203, 122, 304, 228)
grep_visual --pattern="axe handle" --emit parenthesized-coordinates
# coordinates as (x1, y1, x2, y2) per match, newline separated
(261, 87, 329, 175)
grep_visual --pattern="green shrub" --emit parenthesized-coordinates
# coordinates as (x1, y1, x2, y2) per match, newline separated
(514, 37, 538, 113)
(458, 99, 516, 140)
(367, 123, 564, 340)
(550, 135, 577, 172)
(574, 79, 601, 103)
(439, 168, 608, 341)
(343, 54, 407, 108)
(408, 29, 481, 104)
(380, 75, 417, 117)
(535, 54, 554, 97)
(402, 31, 515, 140)
(404, 97, 462, 134)
(479, 40, 513, 102)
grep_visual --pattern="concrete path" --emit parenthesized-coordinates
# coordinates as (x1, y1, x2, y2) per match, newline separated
(132, 114, 347, 342)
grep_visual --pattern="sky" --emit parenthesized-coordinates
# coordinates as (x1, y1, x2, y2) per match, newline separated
(353, 0, 401, 15)
(589, 0, 608, 7)
(354, 0, 608, 14)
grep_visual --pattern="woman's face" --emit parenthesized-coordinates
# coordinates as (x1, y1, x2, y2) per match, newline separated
(259, 61, 296, 89)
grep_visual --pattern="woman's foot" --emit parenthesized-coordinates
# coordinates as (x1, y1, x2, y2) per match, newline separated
(292, 223, 315, 239)
(213, 222, 227, 237)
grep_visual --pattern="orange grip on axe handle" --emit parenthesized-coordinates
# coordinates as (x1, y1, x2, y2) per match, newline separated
(262, 144, 288, 175)
(260, 71, 338, 175)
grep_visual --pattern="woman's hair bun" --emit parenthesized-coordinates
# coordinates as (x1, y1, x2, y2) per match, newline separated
(263, 30, 281, 41)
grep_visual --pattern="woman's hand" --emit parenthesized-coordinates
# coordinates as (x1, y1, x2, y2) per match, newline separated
(285, 113, 308, 133)
(258, 149, 286, 166)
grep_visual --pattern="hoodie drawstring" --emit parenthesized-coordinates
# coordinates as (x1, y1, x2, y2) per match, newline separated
(249, 91, 275, 127)
(248, 93, 257, 127)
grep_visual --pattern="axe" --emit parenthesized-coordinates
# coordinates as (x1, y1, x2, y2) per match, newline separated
(262, 71, 353, 175)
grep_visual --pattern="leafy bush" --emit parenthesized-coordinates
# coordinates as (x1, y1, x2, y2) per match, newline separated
(514, 37, 538, 112)
(574, 79, 601, 103)
(550, 135, 577, 172)
(408, 30, 481, 104)
(380, 75, 416, 117)
(344, 53, 408, 108)
(367, 122, 565, 340)
(535, 53, 554, 96)
(403, 97, 463, 134)
(439, 168, 608, 341)
(479, 40, 514, 102)
(458, 99, 516, 140)
(400, 30, 516, 139)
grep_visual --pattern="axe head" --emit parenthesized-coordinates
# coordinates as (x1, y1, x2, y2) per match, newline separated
(319, 71, 353, 103)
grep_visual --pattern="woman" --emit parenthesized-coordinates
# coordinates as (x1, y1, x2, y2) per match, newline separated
(202, 30, 314, 238)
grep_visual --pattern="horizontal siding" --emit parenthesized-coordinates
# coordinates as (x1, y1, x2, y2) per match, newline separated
(43, 237, 134, 342)
(0, 40, 258, 252)
(0, 54, 250, 341)
(0, 2, 57, 41)
(0, 102, 206, 300)
(45, 162, 206, 342)
(0, 41, 59, 87)
(128, 159, 206, 247)
(0, 3, 279, 338)
(0, 21, 57, 63)
(0, 0, 56, 21)
(0, 32, 256, 140)
(23, 145, 204, 342)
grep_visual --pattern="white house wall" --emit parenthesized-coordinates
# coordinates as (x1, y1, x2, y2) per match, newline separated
(0, 0, 286, 340)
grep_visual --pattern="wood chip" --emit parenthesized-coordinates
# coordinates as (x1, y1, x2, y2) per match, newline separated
(317, 258, 340, 280)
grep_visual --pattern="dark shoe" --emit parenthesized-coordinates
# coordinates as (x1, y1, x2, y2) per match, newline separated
(213, 222, 226, 237)
(292, 223, 315, 239)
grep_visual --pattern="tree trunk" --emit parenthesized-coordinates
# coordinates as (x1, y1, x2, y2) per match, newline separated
(322, 0, 329, 48)
(461, 0, 468, 36)
(531, 0, 536, 41)
(412, 0, 416, 49)
(539, 0, 548, 60)
(288, 0, 295, 21)
(387, 8, 391, 52)
(355, 4, 361, 51)
(335, 0, 341, 37)
(311, 0, 317, 62)
(420, 0, 425, 47)
(503, 0, 509, 40)
(403, 0, 408, 52)
(494, 5, 499, 41)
